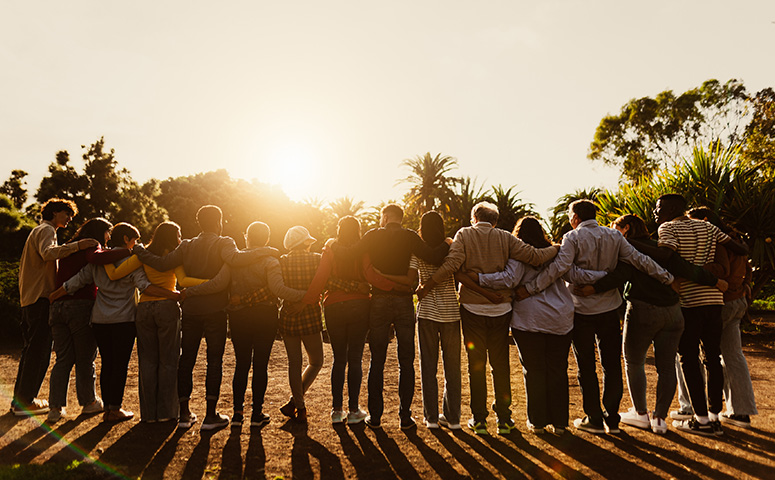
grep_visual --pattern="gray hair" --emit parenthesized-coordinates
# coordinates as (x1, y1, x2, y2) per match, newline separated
(471, 201, 499, 225)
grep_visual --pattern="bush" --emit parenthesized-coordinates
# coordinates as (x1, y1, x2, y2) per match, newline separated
(0, 261, 21, 342)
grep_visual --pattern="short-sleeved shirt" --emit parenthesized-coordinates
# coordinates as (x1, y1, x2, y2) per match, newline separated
(410, 254, 460, 323)
(279, 250, 322, 336)
(658, 219, 731, 308)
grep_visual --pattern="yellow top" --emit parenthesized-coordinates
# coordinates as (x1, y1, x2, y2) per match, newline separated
(104, 254, 206, 302)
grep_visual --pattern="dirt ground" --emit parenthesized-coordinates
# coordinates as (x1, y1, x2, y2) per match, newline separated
(0, 313, 773, 480)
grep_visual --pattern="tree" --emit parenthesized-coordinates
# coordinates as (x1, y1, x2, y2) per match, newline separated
(1, 170, 28, 209)
(328, 197, 365, 221)
(449, 176, 486, 233)
(484, 184, 538, 233)
(742, 87, 775, 177)
(399, 152, 459, 216)
(589, 79, 750, 181)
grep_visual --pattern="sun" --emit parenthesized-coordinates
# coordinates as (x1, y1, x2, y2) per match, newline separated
(241, 141, 321, 201)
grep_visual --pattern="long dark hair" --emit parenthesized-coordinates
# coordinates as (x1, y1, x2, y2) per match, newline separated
(71, 217, 112, 245)
(419, 211, 445, 247)
(332, 216, 362, 279)
(513, 216, 551, 248)
(107, 222, 141, 248)
(611, 214, 650, 240)
(147, 221, 181, 256)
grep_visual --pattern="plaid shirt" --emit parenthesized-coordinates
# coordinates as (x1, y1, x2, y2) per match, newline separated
(279, 250, 322, 336)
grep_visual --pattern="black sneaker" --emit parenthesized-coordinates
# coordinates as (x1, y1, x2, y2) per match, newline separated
(573, 417, 605, 434)
(365, 415, 382, 429)
(279, 399, 296, 418)
(710, 420, 724, 436)
(672, 418, 714, 436)
(400, 417, 417, 430)
(251, 412, 270, 428)
(231, 412, 244, 427)
(201, 413, 229, 431)
(720, 413, 751, 428)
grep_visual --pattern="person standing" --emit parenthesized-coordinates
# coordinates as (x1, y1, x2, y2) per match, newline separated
(518, 200, 675, 435)
(654, 194, 747, 436)
(417, 202, 559, 435)
(133, 205, 275, 430)
(47, 217, 131, 422)
(12, 198, 97, 416)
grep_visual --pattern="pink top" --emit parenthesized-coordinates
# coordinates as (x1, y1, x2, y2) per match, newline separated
(303, 248, 397, 306)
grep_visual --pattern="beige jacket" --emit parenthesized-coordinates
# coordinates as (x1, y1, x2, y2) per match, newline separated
(431, 222, 558, 305)
(19, 221, 79, 307)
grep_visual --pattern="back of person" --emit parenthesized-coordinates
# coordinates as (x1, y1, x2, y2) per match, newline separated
(512, 261, 574, 333)
(659, 218, 724, 307)
(362, 226, 417, 278)
(180, 234, 231, 315)
(279, 250, 322, 336)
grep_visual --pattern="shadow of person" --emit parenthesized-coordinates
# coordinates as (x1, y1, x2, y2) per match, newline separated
(667, 431, 770, 479)
(291, 432, 345, 480)
(180, 428, 214, 480)
(372, 428, 421, 479)
(430, 429, 492, 478)
(98, 421, 177, 478)
(44, 420, 115, 465)
(243, 427, 267, 480)
(402, 428, 464, 479)
(142, 425, 186, 478)
(332, 423, 372, 478)
(492, 431, 589, 479)
(13, 418, 81, 464)
(0, 416, 52, 460)
(348, 423, 394, 476)
(218, 427, 243, 480)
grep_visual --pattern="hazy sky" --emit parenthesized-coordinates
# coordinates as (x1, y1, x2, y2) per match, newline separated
(2, 1, 773, 216)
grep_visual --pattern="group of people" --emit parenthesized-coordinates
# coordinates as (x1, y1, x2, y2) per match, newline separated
(11, 194, 757, 439)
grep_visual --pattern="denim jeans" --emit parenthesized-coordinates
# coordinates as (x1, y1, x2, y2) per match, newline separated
(136, 299, 181, 421)
(13, 298, 53, 407)
(177, 310, 227, 402)
(418, 318, 462, 424)
(678, 305, 723, 416)
(48, 299, 98, 408)
(720, 297, 757, 415)
(572, 309, 623, 429)
(460, 307, 512, 423)
(325, 299, 370, 411)
(229, 304, 279, 412)
(623, 299, 684, 419)
(367, 294, 415, 422)
(92, 322, 136, 409)
(513, 328, 572, 429)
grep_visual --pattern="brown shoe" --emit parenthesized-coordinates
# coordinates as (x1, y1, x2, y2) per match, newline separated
(103, 408, 134, 422)
(280, 399, 296, 418)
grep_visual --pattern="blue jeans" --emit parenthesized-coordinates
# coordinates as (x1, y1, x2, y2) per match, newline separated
(48, 299, 98, 408)
(572, 309, 623, 429)
(418, 318, 462, 424)
(720, 297, 757, 415)
(136, 299, 181, 421)
(623, 300, 684, 419)
(13, 298, 52, 407)
(460, 307, 512, 423)
(367, 295, 415, 422)
(326, 299, 370, 411)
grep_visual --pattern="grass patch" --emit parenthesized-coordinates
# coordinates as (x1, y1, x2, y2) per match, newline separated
(0, 461, 125, 480)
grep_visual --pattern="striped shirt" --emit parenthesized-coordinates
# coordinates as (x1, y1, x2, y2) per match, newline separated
(658, 219, 731, 308)
(410, 254, 460, 323)
(279, 250, 322, 336)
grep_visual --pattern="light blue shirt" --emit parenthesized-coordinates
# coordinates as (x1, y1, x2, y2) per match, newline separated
(64, 258, 151, 324)
(480, 259, 607, 335)
(524, 219, 674, 315)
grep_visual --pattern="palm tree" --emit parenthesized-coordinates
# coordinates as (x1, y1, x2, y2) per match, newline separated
(485, 184, 538, 233)
(399, 152, 459, 216)
(450, 176, 487, 231)
(328, 196, 365, 220)
(548, 188, 602, 241)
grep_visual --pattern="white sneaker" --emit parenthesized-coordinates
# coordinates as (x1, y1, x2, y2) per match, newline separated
(650, 416, 667, 434)
(331, 410, 346, 424)
(47, 406, 65, 423)
(82, 398, 104, 415)
(347, 409, 367, 424)
(424, 418, 440, 429)
(620, 407, 650, 429)
(438, 415, 462, 430)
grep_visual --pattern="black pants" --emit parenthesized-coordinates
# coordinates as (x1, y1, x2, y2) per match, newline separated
(572, 309, 623, 429)
(678, 305, 723, 416)
(13, 298, 52, 406)
(326, 299, 370, 411)
(92, 322, 136, 409)
(513, 328, 573, 429)
(178, 310, 227, 401)
(229, 304, 279, 412)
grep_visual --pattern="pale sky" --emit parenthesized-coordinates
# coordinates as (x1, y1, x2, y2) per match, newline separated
(1, 1, 773, 216)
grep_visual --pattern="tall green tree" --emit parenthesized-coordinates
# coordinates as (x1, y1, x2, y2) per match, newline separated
(449, 176, 486, 232)
(485, 184, 538, 233)
(548, 188, 602, 241)
(399, 152, 459, 216)
(589, 79, 750, 181)
(742, 87, 775, 177)
(1, 170, 29, 209)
